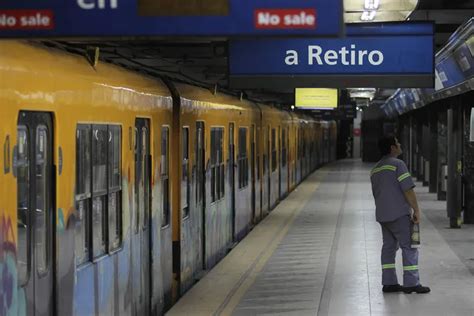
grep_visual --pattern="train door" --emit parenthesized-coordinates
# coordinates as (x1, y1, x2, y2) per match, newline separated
(278, 126, 281, 199)
(256, 127, 261, 220)
(196, 122, 206, 268)
(267, 126, 271, 210)
(228, 123, 235, 240)
(250, 125, 256, 223)
(262, 127, 268, 215)
(302, 127, 306, 174)
(134, 118, 151, 315)
(16, 111, 55, 316)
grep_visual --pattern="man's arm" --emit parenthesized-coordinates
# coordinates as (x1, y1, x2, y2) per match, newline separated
(403, 188, 421, 224)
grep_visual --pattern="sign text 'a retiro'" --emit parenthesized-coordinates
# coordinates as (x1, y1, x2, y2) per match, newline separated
(229, 23, 435, 88)
(284, 44, 384, 66)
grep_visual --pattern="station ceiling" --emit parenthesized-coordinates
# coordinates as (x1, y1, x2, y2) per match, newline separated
(44, 0, 474, 111)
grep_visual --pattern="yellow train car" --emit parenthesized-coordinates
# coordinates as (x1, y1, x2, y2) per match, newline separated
(0, 40, 174, 315)
(172, 83, 260, 294)
(0, 40, 338, 316)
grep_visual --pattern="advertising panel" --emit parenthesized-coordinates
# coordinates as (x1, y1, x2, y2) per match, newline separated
(295, 88, 338, 110)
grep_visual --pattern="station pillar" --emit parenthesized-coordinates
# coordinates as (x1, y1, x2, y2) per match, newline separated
(447, 106, 462, 228)
(462, 97, 474, 224)
(429, 110, 438, 193)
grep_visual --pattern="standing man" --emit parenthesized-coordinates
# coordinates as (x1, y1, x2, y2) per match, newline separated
(370, 136, 430, 294)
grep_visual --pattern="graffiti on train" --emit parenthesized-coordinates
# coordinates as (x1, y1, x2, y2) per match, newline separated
(1, 214, 26, 315)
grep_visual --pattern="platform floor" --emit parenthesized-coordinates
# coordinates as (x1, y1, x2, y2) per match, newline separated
(167, 160, 474, 316)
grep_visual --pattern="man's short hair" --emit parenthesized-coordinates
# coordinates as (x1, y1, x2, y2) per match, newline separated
(378, 136, 397, 156)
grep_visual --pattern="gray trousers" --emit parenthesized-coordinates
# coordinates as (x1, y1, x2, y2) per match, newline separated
(380, 215, 420, 287)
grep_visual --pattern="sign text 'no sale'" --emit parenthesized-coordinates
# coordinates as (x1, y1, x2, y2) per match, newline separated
(255, 9, 316, 29)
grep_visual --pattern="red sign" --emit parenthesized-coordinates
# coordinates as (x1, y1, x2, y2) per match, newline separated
(353, 128, 361, 137)
(254, 8, 317, 29)
(0, 10, 54, 30)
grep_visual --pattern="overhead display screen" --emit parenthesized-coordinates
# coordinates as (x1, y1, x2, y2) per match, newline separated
(0, 0, 342, 37)
(295, 88, 338, 110)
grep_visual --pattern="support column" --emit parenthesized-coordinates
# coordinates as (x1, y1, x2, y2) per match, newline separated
(447, 106, 462, 228)
(429, 109, 438, 193)
(437, 108, 448, 201)
(416, 114, 424, 181)
(463, 97, 474, 224)
(409, 115, 416, 176)
(422, 113, 430, 186)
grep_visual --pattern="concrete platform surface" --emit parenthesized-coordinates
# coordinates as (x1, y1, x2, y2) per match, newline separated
(167, 159, 474, 316)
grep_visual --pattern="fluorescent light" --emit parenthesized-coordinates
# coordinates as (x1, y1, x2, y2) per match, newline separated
(364, 0, 380, 10)
(361, 10, 377, 21)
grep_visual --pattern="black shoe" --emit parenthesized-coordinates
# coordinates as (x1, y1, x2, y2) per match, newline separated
(402, 285, 431, 294)
(382, 284, 402, 293)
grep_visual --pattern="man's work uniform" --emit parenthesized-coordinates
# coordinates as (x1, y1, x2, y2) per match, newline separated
(370, 156, 420, 287)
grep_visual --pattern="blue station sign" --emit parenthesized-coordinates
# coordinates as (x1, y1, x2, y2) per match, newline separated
(229, 23, 435, 89)
(0, 0, 342, 37)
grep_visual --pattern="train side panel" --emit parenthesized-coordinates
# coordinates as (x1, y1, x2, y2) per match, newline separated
(176, 84, 259, 293)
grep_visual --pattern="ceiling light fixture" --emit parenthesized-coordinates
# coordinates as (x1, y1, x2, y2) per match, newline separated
(364, 0, 380, 10)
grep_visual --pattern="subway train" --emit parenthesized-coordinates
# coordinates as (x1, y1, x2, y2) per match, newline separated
(0, 41, 337, 315)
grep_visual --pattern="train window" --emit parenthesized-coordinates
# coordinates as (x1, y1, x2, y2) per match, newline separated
(92, 125, 107, 257)
(182, 127, 190, 218)
(196, 124, 204, 205)
(271, 128, 277, 172)
(76, 124, 123, 262)
(238, 127, 248, 189)
(134, 127, 139, 234)
(282, 128, 287, 167)
(17, 126, 30, 285)
(256, 127, 260, 180)
(211, 127, 224, 202)
(109, 126, 121, 190)
(161, 126, 170, 227)
(35, 126, 49, 274)
(263, 129, 267, 176)
(211, 129, 215, 201)
(75, 125, 91, 265)
(93, 126, 107, 194)
(4, 135, 10, 174)
(108, 125, 122, 250)
(142, 127, 149, 230)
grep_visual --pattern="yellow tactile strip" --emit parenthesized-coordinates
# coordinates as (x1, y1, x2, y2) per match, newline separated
(167, 169, 327, 316)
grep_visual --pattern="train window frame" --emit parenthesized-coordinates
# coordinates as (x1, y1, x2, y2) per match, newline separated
(75, 123, 123, 267)
(256, 128, 260, 181)
(108, 125, 122, 251)
(195, 122, 205, 206)
(91, 124, 108, 259)
(210, 127, 225, 203)
(75, 124, 92, 266)
(271, 128, 277, 172)
(161, 126, 170, 228)
(238, 127, 249, 189)
(16, 125, 30, 286)
(141, 126, 150, 231)
(281, 128, 287, 167)
(35, 125, 50, 276)
(134, 126, 140, 234)
(4, 135, 10, 174)
(182, 127, 190, 218)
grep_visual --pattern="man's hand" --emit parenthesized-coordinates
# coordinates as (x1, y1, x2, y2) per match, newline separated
(404, 188, 421, 224)
(411, 211, 420, 224)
